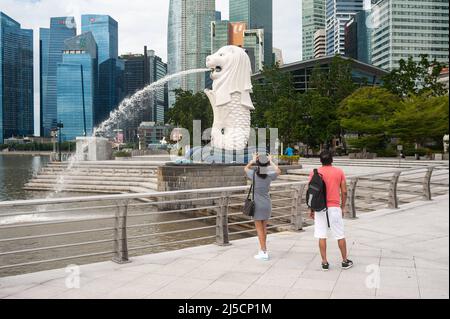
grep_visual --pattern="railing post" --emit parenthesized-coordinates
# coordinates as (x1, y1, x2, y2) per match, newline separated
(112, 200, 131, 264)
(216, 192, 230, 246)
(423, 167, 434, 200)
(291, 184, 305, 231)
(348, 178, 358, 219)
(388, 172, 401, 209)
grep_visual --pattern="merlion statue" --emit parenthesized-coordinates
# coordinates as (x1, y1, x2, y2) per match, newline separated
(205, 45, 254, 151)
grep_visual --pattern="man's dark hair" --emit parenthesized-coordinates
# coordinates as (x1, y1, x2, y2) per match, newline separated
(320, 150, 333, 166)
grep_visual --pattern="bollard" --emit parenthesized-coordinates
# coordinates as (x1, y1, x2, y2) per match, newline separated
(422, 167, 434, 200)
(112, 200, 131, 264)
(291, 184, 305, 231)
(348, 178, 359, 218)
(388, 172, 401, 209)
(216, 192, 231, 246)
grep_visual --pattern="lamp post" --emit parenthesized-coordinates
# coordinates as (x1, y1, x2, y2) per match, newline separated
(56, 122, 64, 162)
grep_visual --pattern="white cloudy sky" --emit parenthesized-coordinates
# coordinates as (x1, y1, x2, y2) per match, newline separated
(2, 0, 303, 135)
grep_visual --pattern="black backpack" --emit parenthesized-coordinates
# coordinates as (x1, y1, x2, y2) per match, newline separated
(306, 169, 330, 227)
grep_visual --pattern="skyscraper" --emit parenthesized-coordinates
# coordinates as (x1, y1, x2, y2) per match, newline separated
(325, 0, 364, 56)
(120, 48, 168, 142)
(40, 17, 77, 137)
(57, 32, 98, 141)
(0, 12, 34, 143)
(371, 0, 449, 71)
(302, 0, 326, 61)
(243, 29, 265, 73)
(229, 0, 273, 66)
(148, 50, 168, 124)
(344, 10, 372, 64)
(314, 29, 326, 58)
(167, 0, 215, 107)
(81, 15, 121, 122)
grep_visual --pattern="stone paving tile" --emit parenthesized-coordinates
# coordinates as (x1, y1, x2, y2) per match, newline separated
(7, 284, 68, 299)
(0, 284, 39, 299)
(419, 287, 449, 299)
(254, 268, 301, 288)
(376, 286, 420, 299)
(192, 291, 239, 299)
(199, 280, 251, 296)
(239, 284, 290, 299)
(292, 278, 335, 292)
(145, 278, 213, 299)
(285, 288, 332, 299)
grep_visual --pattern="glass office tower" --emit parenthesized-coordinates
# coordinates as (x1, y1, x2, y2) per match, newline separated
(302, 0, 326, 61)
(371, 0, 449, 70)
(229, 0, 273, 66)
(40, 17, 76, 137)
(57, 32, 98, 141)
(326, 0, 364, 56)
(167, 0, 215, 107)
(81, 15, 120, 122)
(0, 12, 34, 143)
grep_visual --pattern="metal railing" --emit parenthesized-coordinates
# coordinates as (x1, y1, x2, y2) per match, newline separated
(0, 165, 448, 276)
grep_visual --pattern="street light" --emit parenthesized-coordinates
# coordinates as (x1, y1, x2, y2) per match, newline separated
(56, 122, 64, 162)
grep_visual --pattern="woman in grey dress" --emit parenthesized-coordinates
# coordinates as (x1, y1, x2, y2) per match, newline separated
(244, 154, 281, 260)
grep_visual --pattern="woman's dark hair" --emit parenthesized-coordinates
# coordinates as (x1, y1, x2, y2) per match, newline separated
(320, 150, 333, 166)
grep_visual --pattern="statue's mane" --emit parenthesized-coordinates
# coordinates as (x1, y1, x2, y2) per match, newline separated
(212, 46, 254, 110)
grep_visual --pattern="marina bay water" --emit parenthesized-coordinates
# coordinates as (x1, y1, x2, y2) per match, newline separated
(0, 154, 50, 201)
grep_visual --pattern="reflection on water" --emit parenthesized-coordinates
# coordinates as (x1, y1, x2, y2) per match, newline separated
(0, 155, 50, 201)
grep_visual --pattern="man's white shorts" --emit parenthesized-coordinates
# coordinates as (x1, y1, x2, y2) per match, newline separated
(314, 207, 345, 240)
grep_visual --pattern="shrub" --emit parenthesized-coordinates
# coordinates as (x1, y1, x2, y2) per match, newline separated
(114, 150, 132, 158)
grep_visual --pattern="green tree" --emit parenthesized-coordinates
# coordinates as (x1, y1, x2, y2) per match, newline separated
(389, 94, 449, 147)
(382, 55, 447, 97)
(166, 89, 213, 141)
(297, 91, 337, 151)
(264, 96, 302, 144)
(251, 63, 297, 128)
(339, 87, 400, 152)
(310, 56, 358, 148)
(310, 55, 357, 104)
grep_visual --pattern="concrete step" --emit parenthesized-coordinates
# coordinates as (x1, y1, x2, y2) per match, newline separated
(33, 175, 157, 182)
(24, 183, 131, 192)
(27, 179, 157, 188)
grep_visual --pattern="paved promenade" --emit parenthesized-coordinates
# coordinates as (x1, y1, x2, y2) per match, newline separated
(1, 196, 448, 299)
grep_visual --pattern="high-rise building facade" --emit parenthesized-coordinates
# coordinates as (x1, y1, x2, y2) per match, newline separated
(167, 0, 215, 107)
(229, 0, 273, 66)
(211, 20, 231, 54)
(40, 17, 77, 137)
(210, 20, 264, 73)
(0, 12, 34, 143)
(81, 15, 121, 122)
(344, 10, 372, 64)
(120, 48, 168, 142)
(371, 0, 449, 70)
(57, 32, 98, 141)
(244, 29, 265, 73)
(314, 29, 326, 58)
(302, 0, 326, 61)
(326, 0, 364, 56)
(148, 50, 168, 124)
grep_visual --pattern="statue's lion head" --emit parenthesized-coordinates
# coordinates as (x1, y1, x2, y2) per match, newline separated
(206, 45, 254, 109)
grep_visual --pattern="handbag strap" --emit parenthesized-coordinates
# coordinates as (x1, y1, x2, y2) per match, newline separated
(246, 170, 256, 200)
(252, 170, 256, 201)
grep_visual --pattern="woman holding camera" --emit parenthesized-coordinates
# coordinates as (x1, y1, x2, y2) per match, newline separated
(244, 154, 282, 260)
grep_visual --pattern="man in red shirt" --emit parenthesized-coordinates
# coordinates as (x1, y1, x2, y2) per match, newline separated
(309, 151, 353, 271)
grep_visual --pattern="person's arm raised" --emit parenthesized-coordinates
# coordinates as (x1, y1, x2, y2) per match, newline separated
(268, 155, 282, 176)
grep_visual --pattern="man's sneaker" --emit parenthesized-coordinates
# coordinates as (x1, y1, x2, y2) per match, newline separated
(321, 262, 330, 271)
(254, 251, 269, 261)
(342, 259, 354, 270)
